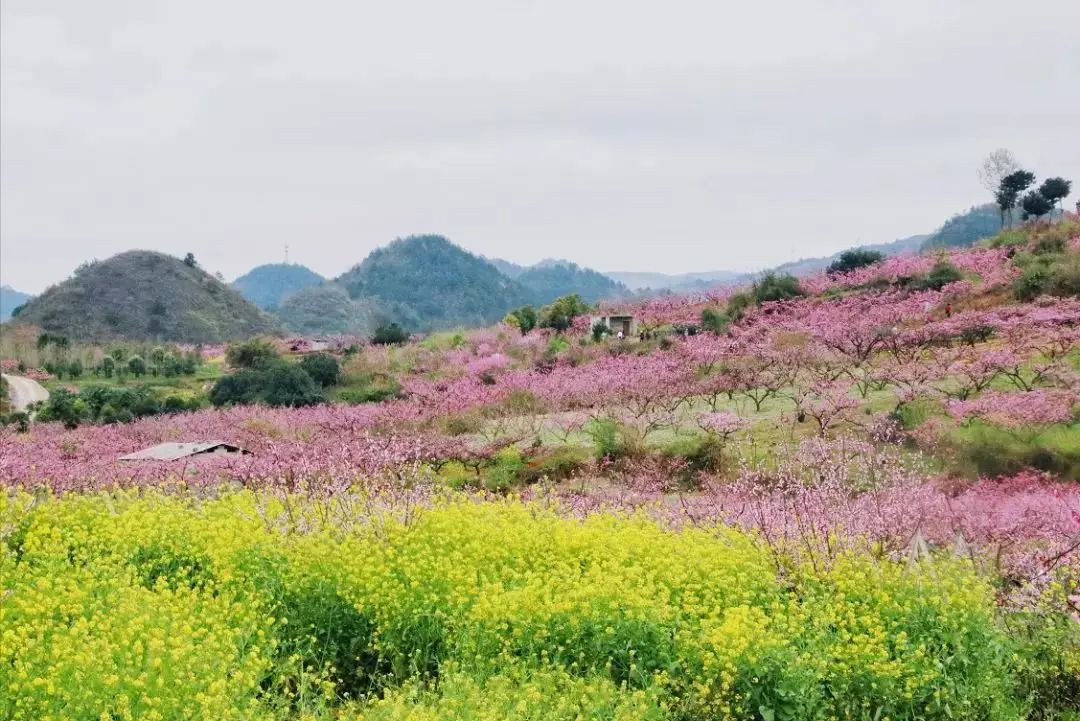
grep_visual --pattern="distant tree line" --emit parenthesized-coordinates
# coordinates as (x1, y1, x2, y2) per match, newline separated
(979, 149, 1072, 228)
(36, 386, 202, 429)
(9, 334, 204, 382)
(504, 294, 593, 335)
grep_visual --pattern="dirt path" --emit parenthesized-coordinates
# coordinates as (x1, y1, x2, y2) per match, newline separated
(1, 373, 50, 411)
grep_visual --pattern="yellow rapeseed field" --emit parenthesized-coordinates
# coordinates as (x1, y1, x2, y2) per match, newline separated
(1, 491, 1076, 720)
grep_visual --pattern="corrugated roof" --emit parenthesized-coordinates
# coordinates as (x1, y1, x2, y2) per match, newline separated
(118, 441, 246, 461)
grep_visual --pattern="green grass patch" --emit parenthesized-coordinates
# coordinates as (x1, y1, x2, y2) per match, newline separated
(947, 422, 1080, 479)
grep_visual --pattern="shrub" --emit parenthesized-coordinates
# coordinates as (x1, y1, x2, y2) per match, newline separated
(988, 228, 1029, 248)
(439, 409, 486, 436)
(225, 338, 279, 369)
(670, 323, 699, 337)
(298, 353, 341, 387)
(1049, 253, 1080, 296)
(725, 291, 753, 322)
(1033, 235, 1067, 255)
(162, 394, 198, 413)
(584, 416, 645, 461)
(2, 411, 31, 433)
(545, 335, 571, 357)
(914, 259, 964, 290)
(337, 374, 401, 404)
(958, 323, 996, 346)
(209, 369, 265, 407)
(827, 248, 885, 275)
(99, 403, 135, 424)
(501, 389, 547, 416)
(126, 355, 146, 377)
(505, 305, 538, 335)
(258, 363, 324, 407)
(700, 306, 729, 335)
(1012, 252, 1080, 300)
(35, 389, 84, 428)
(435, 448, 564, 492)
(47, 385, 172, 424)
(752, 272, 804, 304)
(538, 294, 591, 332)
(210, 362, 324, 408)
(1014, 263, 1053, 301)
(517, 446, 591, 485)
(99, 356, 115, 378)
(371, 323, 409, 345)
(483, 448, 526, 492)
(657, 433, 728, 479)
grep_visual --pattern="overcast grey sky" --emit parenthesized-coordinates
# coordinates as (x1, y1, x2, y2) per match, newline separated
(2, 0, 1078, 293)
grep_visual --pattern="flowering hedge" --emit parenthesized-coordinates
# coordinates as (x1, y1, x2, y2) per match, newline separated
(2, 491, 1077, 720)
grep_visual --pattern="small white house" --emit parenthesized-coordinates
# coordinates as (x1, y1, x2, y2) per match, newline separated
(591, 314, 636, 337)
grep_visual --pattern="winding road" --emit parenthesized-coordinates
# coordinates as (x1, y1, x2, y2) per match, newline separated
(1, 373, 50, 411)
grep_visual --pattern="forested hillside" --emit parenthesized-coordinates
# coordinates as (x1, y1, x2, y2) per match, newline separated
(274, 283, 382, 335)
(0, 286, 31, 321)
(231, 263, 326, 309)
(336, 235, 528, 330)
(516, 260, 628, 304)
(9, 251, 280, 342)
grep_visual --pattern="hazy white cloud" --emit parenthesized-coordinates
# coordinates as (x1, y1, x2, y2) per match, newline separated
(2, 0, 1078, 292)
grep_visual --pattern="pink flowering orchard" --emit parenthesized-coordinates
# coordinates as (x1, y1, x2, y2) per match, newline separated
(2, 218, 1079, 717)
(4, 8, 1080, 714)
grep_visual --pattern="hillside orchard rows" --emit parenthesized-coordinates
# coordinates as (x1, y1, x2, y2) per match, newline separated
(2, 224, 1080, 719)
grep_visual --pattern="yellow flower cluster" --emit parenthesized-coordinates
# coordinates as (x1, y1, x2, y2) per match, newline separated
(1, 490, 1073, 720)
(353, 665, 665, 721)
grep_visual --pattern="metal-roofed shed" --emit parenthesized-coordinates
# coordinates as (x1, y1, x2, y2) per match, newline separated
(119, 441, 248, 461)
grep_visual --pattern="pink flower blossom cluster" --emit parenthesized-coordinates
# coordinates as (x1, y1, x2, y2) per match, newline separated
(21, 368, 53, 382)
(548, 439, 1079, 585)
(465, 353, 510, 377)
(799, 246, 1018, 295)
(0, 404, 465, 492)
(947, 389, 1077, 428)
(697, 411, 748, 436)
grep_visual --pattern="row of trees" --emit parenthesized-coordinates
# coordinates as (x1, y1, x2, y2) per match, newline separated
(39, 347, 201, 381)
(11, 333, 203, 382)
(32, 386, 202, 429)
(505, 294, 593, 334)
(978, 149, 1072, 227)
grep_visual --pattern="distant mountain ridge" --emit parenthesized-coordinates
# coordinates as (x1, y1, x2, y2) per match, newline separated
(231, 263, 326, 309)
(607, 233, 930, 291)
(759, 233, 930, 280)
(224, 245, 634, 336)
(605, 201, 1048, 292)
(486, 257, 527, 278)
(915, 203, 1063, 252)
(336, 235, 529, 331)
(604, 270, 744, 292)
(0, 285, 32, 321)
(274, 283, 381, 335)
(487, 258, 629, 305)
(8, 202, 1018, 337)
(9, 251, 280, 342)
